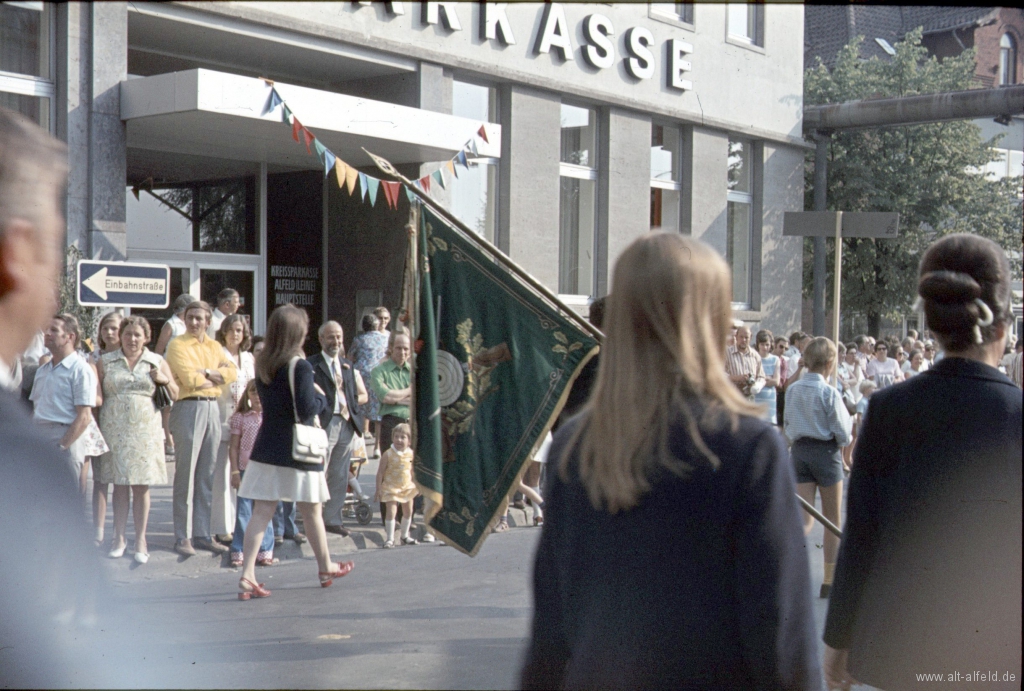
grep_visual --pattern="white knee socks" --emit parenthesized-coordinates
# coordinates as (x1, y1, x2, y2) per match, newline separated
(400, 515, 412, 540)
(385, 519, 396, 543)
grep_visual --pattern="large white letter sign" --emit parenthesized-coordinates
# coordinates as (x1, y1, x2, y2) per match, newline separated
(624, 26, 655, 79)
(481, 3, 515, 45)
(534, 3, 574, 62)
(668, 38, 693, 90)
(422, 2, 462, 31)
(581, 14, 614, 69)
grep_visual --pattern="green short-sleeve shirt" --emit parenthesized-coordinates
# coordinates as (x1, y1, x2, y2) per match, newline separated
(371, 358, 411, 420)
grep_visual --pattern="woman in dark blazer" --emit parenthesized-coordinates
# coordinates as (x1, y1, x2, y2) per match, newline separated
(824, 234, 1022, 690)
(522, 233, 823, 690)
(235, 304, 354, 600)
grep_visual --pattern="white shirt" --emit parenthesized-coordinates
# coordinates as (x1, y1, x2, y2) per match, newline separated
(168, 314, 187, 338)
(208, 308, 227, 338)
(0, 355, 16, 391)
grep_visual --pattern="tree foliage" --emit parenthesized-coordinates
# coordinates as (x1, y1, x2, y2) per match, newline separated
(804, 29, 1022, 335)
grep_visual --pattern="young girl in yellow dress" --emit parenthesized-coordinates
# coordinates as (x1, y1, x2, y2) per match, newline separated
(374, 423, 419, 548)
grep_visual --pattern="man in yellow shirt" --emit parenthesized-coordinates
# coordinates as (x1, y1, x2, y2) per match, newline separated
(165, 300, 237, 556)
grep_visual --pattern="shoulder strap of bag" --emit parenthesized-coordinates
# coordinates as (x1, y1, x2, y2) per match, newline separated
(287, 356, 301, 425)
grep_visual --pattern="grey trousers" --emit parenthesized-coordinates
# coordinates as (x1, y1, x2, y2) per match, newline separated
(322, 414, 357, 526)
(170, 399, 221, 542)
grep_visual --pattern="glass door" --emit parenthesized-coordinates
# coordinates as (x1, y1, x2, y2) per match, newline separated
(130, 265, 192, 351)
(199, 267, 256, 336)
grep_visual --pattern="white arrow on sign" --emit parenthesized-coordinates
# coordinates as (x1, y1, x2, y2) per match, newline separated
(82, 267, 167, 301)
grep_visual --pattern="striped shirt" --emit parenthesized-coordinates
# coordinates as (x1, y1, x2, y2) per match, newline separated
(725, 345, 765, 397)
(783, 372, 852, 446)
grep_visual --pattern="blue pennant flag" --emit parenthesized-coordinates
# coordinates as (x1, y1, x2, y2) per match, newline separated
(405, 186, 418, 203)
(366, 176, 380, 206)
(261, 88, 283, 117)
(358, 172, 369, 201)
(323, 149, 336, 177)
(456, 150, 468, 168)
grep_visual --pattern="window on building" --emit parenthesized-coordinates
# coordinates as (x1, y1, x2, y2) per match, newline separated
(131, 177, 258, 255)
(650, 3, 694, 26)
(451, 80, 500, 244)
(1000, 33, 1017, 86)
(0, 1, 54, 129)
(727, 2, 764, 47)
(727, 138, 753, 306)
(559, 104, 598, 297)
(650, 124, 681, 231)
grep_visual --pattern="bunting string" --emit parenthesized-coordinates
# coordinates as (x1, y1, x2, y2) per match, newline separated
(261, 83, 490, 210)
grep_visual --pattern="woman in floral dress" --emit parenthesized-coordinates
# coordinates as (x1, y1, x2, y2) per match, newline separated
(97, 317, 177, 564)
(349, 312, 389, 456)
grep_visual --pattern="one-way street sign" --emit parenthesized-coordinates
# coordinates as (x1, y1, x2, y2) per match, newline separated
(77, 260, 170, 308)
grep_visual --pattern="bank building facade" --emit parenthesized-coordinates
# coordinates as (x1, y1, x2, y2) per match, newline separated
(1, 2, 806, 340)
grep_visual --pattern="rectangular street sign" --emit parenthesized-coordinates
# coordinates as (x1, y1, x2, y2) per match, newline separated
(783, 211, 900, 238)
(77, 260, 170, 308)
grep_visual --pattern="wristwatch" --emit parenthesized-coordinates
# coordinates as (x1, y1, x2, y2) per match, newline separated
(203, 368, 211, 378)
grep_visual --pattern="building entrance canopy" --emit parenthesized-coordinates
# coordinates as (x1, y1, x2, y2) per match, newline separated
(121, 69, 501, 170)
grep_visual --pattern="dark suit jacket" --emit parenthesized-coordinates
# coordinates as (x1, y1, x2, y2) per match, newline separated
(250, 358, 329, 471)
(522, 402, 824, 691)
(307, 352, 365, 433)
(824, 357, 1022, 690)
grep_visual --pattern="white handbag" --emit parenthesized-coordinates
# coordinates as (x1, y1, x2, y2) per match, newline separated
(288, 357, 329, 464)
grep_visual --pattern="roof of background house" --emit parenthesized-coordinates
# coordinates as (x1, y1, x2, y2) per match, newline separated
(805, 6, 1001, 70)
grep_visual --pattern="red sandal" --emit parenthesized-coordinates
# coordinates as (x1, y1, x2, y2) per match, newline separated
(238, 577, 270, 601)
(318, 561, 355, 588)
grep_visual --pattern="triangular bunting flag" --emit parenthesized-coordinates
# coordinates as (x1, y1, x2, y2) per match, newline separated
(477, 124, 489, 143)
(292, 116, 302, 143)
(468, 138, 479, 155)
(323, 149, 336, 177)
(420, 175, 431, 193)
(302, 127, 315, 155)
(432, 169, 446, 190)
(313, 138, 327, 164)
(446, 159, 458, 179)
(345, 165, 359, 195)
(358, 172, 369, 200)
(282, 104, 293, 124)
(366, 177, 380, 206)
(261, 88, 283, 117)
(383, 181, 400, 209)
(456, 150, 468, 168)
(405, 186, 418, 204)
(334, 159, 348, 188)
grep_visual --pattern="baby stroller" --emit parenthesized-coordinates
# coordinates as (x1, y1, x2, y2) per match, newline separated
(343, 436, 374, 526)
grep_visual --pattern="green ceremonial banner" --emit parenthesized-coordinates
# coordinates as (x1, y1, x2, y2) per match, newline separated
(413, 203, 599, 556)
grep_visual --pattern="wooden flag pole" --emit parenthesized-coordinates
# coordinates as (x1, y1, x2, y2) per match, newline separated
(796, 494, 843, 538)
(362, 148, 604, 341)
(832, 210, 843, 387)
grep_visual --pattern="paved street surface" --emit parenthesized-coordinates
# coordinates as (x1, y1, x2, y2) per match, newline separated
(78, 448, 871, 689)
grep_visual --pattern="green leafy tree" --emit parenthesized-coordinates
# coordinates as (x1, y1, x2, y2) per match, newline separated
(804, 29, 1022, 336)
(59, 244, 99, 348)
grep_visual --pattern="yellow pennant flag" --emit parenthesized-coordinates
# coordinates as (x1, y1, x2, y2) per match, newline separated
(334, 159, 348, 189)
(345, 165, 359, 196)
(445, 159, 456, 177)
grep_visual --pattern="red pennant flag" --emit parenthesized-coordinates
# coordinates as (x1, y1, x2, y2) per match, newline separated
(477, 125, 489, 143)
(292, 117, 302, 143)
(420, 175, 431, 193)
(383, 181, 400, 209)
(302, 127, 315, 155)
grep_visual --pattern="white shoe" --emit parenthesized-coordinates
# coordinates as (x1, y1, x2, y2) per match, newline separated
(134, 552, 149, 564)
(421, 533, 436, 543)
(108, 542, 127, 559)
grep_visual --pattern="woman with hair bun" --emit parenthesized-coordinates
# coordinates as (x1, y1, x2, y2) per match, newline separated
(824, 234, 1022, 690)
(522, 233, 822, 690)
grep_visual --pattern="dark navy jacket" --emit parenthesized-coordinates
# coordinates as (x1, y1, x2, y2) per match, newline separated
(250, 358, 329, 471)
(824, 357, 1022, 690)
(522, 402, 824, 691)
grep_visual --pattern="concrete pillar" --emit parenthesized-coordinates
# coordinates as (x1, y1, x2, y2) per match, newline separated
(600, 108, 651, 296)
(759, 143, 805, 338)
(687, 128, 729, 255)
(57, 2, 127, 259)
(417, 62, 453, 209)
(497, 86, 560, 291)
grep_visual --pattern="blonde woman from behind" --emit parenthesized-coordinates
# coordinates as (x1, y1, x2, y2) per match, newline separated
(522, 232, 822, 690)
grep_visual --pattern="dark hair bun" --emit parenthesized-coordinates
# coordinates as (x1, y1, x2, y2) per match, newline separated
(918, 271, 981, 304)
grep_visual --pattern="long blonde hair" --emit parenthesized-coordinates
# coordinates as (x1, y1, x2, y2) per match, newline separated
(256, 304, 308, 385)
(563, 233, 759, 513)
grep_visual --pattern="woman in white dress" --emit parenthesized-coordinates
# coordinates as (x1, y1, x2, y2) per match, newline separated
(86, 311, 120, 544)
(211, 313, 256, 543)
(97, 317, 178, 563)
